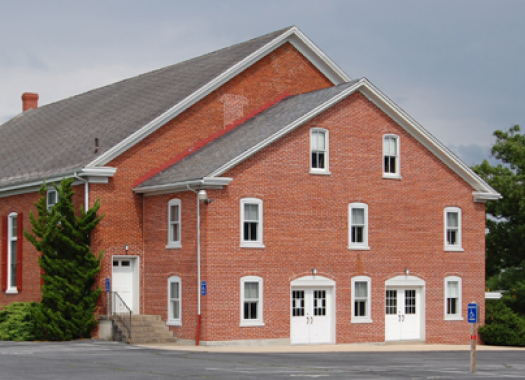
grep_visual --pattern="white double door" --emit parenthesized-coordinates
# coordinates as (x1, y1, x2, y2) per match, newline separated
(290, 287, 333, 345)
(385, 287, 421, 341)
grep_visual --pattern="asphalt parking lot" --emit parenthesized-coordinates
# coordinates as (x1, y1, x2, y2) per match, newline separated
(0, 340, 524, 380)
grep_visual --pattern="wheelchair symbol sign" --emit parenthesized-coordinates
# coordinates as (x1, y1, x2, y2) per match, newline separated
(468, 303, 478, 323)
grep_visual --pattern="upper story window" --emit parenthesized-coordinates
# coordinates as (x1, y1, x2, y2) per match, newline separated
(445, 276, 462, 320)
(167, 276, 181, 325)
(351, 276, 372, 323)
(348, 203, 370, 250)
(444, 207, 462, 251)
(310, 128, 329, 174)
(240, 276, 264, 326)
(241, 198, 264, 248)
(7, 213, 18, 293)
(383, 135, 400, 178)
(47, 189, 59, 212)
(167, 199, 181, 249)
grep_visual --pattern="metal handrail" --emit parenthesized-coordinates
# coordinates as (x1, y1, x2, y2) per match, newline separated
(109, 291, 132, 342)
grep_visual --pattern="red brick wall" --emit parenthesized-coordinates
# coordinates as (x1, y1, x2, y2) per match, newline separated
(142, 91, 485, 344)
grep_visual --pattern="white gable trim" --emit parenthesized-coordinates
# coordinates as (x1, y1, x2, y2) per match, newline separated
(208, 79, 500, 201)
(86, 27, 350, 169)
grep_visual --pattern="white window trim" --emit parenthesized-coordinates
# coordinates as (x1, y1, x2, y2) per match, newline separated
(383, 134, 401, 179)
(310, 128, 330, 175)
(6, 212, 18, 294)
(348, 202, 370, 250)
(167, 276, 182, 326)
(166, 199, 181, 249)
(351, 276, 372, 323)
(240, 276, 264, 327)
(444, 276, 463, 320)
(444, 207, 463, 251)
(46, 189, 59, 212)
(240, 198, 264, 248)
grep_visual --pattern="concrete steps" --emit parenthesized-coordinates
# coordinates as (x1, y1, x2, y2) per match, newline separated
(112, 314, 177, 344)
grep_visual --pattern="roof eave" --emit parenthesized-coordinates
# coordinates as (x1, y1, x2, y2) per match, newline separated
(133, 177, 233, 196)
(86, 27, 350, 168)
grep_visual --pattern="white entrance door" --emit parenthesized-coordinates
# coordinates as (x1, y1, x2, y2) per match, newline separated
(291, 288, 333, 345)
(385, 288, 421, 341)
(112, 259, 135, 312)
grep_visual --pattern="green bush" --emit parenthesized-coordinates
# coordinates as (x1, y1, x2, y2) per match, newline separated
(480, 300, 525, 346)
(502, 281, 525, 316)
(0, 302, 40, 341)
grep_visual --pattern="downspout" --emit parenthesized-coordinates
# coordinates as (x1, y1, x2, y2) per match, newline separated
(73, 172, 89, 211)
(187, 182, 204, 346)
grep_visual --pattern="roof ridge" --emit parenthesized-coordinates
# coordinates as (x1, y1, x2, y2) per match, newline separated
(132, 91, 291, 187)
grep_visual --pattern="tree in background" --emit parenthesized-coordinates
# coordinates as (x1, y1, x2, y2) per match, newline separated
(472, 125, 525, 279)
(24, 178, 103, 340)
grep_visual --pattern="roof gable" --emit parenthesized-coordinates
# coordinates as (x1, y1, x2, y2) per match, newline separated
(0, 26, 349, 192)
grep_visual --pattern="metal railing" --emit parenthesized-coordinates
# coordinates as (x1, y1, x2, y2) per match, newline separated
(108, 292, 132, 343)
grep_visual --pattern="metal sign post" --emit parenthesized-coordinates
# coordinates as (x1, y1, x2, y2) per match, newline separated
(468, 302, 479, 373)
(105, 278, 111, 317)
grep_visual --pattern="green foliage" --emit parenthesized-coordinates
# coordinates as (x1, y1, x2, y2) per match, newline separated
(24, 178, 103, 341)
(480, 300, 525, 346)
(0, 302, 40, 341)
(472, 125, 525, 278)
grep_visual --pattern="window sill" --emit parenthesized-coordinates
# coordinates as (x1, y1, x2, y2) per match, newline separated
(445, 316, 464, 321)
(240, 321, 265, 327)
(351, 318, 373, 324)
(166, 243, 182, 249)
(348, 246, 370, 251)
(166, 321, 182, 326)
(310, 170, 331, 175)
(5, 288, 18, 294)
(382, 174, 402, 180)
(240, 243, 265, 249)
(444, 247, 464, 252)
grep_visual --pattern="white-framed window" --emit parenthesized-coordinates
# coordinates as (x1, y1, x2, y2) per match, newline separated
(348, 203, 370, 250)
(383, 134, 400, 178)
(444, 207, 462, 251)
(310, 128, 329, 174)
(7, 212, 18, 293)
(167, 276, 181, 325)
(445, 276, 462, 320)
(47, 189, 59, 212)
(351, 276, 372, 323)
(240, 198, 264, 248)
(240, 276, 264, 326)
(166, 199, 181, 249)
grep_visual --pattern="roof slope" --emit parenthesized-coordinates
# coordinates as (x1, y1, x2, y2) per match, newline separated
(0, 27, 304, 188)
(134, 81, 356, 188)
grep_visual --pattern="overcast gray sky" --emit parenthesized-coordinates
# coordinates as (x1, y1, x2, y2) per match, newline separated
(1, 0, 523, 166)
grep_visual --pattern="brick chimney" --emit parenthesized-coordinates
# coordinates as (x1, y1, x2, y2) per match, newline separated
(22, 92, 39, 112)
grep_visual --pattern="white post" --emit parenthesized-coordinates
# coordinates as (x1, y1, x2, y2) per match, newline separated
(196, 192, 201, 345)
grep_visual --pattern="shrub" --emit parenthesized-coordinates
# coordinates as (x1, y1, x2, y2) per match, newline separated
(0, 302, 40, 341)
(480, 300, 525, 346)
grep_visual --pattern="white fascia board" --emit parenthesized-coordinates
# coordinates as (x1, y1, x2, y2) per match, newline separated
(357, 80, 501, 199)
(208, 80, 365, 177)
(0, 167, 117, 199)
(86, 27, 350, 168)
(133, 177, 232, 196)
(473, 192, 502, 203)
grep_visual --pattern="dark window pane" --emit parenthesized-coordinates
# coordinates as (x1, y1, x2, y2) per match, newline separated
(352, 226, 364, 243)
(244, 222, 258, 241)
(355, 301, 366, 317)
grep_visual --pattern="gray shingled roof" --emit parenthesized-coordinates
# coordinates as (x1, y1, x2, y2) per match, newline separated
(0, 27, 294, 187)
(135, 81, 359, 189)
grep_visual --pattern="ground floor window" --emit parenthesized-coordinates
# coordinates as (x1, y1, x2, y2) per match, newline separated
(240, 276, 263, 326)
(351, 276, 372, 323)
(168, 276, 181, 325)
(445, 276, 462, 320)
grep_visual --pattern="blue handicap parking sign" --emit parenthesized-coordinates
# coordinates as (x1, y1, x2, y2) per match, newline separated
(468, 303, 478, 323)
(201, 281, 207, 296)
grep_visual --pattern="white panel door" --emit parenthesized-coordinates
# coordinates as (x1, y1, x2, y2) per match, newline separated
(291, 288, 333, 345)
(385, 288, 421, 341)
(112, 259, 135, 312)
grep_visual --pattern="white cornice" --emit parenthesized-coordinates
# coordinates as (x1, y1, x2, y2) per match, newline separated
(0, 167, 117, 199)
(133, 177, 233, 196)
(86, 27, 350, 168)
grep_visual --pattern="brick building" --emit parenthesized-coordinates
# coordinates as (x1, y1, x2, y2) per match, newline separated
(0, 27, 499, 345)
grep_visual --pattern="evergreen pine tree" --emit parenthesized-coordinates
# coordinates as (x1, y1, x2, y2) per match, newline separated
(24, 178, 103, 340)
